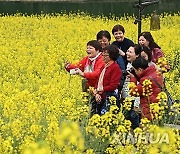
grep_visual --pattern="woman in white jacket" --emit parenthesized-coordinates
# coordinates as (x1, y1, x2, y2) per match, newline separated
(121, 44, 142, 129)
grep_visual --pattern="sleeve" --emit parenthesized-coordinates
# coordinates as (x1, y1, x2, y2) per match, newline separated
(103, 65, 122, 92)
(65, 57, 86, 72)
(111, 41, 116, 46)
(84, 60, 104, 80)
(129, 39, 134, 46)
(65, 64, 76, 72)
(116, 55, 125, 72)
(130, 76, 137, 83)
(135, 80, 143, 96)
(130, 77, 143, 96)
(155, 48, 164, 59)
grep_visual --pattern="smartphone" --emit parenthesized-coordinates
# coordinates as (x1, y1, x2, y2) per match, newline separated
(70, 69, 77, 75)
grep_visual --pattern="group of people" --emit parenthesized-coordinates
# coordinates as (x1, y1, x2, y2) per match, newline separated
(64, 24, 169, 128)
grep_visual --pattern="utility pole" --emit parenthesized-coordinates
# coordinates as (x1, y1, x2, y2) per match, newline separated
(134, 0, 159, 36)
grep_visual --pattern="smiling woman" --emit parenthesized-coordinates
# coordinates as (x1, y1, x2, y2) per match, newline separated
(91, 45, 122, 115)
(96, 30, 111, 49)
(112, 24, 134, 67)
(64, 40, 105, 90)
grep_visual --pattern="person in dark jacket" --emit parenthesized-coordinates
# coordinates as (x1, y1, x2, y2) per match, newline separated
(111, 24, 134, 68)
(128, 56, 163, 120)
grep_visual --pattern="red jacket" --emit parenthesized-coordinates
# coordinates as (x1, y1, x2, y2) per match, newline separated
(95, 62, 122, 99)
(130, 65, 163, 120)
(66, 54, 105, 88)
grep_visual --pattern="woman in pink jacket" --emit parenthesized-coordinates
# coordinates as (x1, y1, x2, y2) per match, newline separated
(138, 32, 170, 72)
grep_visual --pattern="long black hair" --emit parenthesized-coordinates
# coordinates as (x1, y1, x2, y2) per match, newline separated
(141, 45, 152, 62)
(138, 32, 161, 50)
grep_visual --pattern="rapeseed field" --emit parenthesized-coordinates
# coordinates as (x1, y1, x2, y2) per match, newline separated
(0, 13, 179, 153)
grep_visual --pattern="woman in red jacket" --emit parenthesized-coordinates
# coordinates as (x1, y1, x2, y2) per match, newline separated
(129, 56, 163, 120)
(64, 40, 105, 90)
(92, 45, 122, 115)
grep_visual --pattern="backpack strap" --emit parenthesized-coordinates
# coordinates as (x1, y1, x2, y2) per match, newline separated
(148, 75, 164, 90)
(149, 76, 174, 107)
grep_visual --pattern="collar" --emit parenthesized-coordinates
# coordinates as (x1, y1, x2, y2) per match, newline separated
(139, 65, 156, 78)
(105, 61, 114, 68)
(88, 52, 101, 62)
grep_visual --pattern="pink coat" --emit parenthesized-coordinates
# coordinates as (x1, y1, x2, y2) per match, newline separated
(152, 48, 170, 71)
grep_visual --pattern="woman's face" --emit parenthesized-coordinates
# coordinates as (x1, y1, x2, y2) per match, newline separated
(126, 46, 139, 62)
(102, 50, 111, 64)
(113, 30, 124, 42)
(98, 36, 110, 49)
(86, 45, 99, 58)
(141, 51, 148, 61)
(139, 36, 149, 47)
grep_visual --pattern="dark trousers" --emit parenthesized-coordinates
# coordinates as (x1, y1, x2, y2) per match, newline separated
(125, 100, 141, 129)
(90, 91, 120, 116)
(91, 98, 105, 116)
(127, 110, 140, 129)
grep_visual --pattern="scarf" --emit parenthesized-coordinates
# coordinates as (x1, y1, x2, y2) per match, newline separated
(97, 61, 113, 92)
